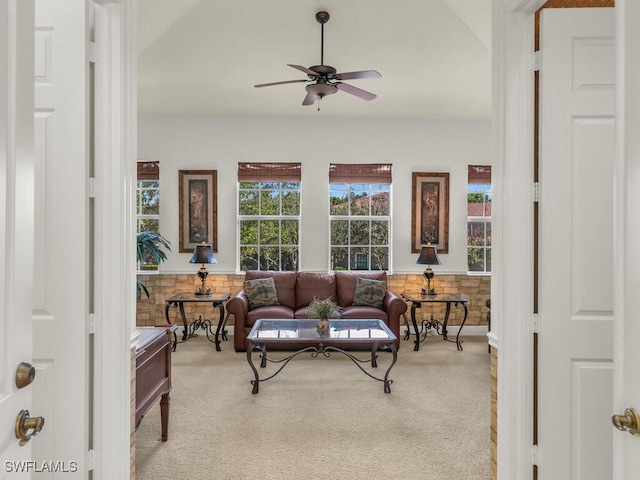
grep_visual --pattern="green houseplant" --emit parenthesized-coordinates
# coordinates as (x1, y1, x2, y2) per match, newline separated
(136, 231, 171, 299)
(307, 297, 342, 333)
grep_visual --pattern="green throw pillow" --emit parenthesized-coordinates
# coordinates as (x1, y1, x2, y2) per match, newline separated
(352, 277, 386, 309)
(244, 277, 279, 310)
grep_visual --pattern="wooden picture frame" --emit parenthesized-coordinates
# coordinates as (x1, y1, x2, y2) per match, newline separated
(411, 172, 449, 254)
(178, 170, 217, 253)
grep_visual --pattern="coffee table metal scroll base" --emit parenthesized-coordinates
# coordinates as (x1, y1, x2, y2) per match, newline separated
(247, 343, 398, 394)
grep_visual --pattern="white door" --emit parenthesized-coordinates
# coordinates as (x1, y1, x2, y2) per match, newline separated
(538, 7, 616, 479)
(0, 0, 37, 476)
(32, 0, 89, 475)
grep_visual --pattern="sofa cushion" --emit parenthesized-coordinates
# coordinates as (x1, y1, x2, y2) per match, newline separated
(244, 277, 279, 310)
(335, 271, 387, 307)
(341, 306, 388, 322)
(244, 270, 297, 309)
(295, 272, 336, 309)
(352, 277, 386, 309)
(246, 305, 295, 327)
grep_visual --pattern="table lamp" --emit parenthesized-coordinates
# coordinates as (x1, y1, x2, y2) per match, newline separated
(190, 241, 217, 296)
(417, 243, 441, 296)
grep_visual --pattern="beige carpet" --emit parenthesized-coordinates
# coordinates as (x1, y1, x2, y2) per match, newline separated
(135, 334, 491, 480)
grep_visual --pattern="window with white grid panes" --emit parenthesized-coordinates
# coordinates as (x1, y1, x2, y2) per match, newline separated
(467, 165, 491, 273)
(329, 164, 391, 271)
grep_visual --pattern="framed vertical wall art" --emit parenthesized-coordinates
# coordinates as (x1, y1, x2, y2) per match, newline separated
(179, 170, 218, 253)
(411, 172, 449, 254)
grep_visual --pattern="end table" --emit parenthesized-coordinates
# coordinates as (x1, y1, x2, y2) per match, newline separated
(164, 292, 231, 351)
(401, 293, 468, 351)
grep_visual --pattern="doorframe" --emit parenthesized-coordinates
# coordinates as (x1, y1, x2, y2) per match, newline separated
(614, 1, 640, 479)
(495, 1, 633, 479)
(492, 1, 544, 479)
(91, 0, 137, 478)
(93, 0, 636, 477)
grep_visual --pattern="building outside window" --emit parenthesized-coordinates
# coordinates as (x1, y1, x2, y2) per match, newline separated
(329, 163, 392, 271)
(238, 162, 301, 271)
(136, 161, 160, 271)
(467, 165, 491, 273)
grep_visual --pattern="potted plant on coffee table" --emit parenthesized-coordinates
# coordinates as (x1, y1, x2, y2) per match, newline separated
(307, 297, 342, 334)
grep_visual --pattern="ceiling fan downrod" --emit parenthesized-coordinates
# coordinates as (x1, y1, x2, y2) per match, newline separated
(316, 11, 329, 66)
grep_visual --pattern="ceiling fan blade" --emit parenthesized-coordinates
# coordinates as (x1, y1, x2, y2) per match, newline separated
(336, 82, 377, 101)
(288, 64, 319, 77)
(302, 92, 317, 105)
(254, 79, 309, 88)
(334, 70, 382, 81)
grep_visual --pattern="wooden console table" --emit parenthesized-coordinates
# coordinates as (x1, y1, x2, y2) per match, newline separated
(135, 325, 177, 441)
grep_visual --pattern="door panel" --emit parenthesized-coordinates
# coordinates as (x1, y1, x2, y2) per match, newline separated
(32, 0, 89, 475)
(538, 7, 615, 479)
(0, 0, 35, 476)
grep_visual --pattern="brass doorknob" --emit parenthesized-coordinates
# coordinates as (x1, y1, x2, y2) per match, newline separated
(15, 362, 36, 389)
(15, 410, 45, 446)
(611, 407, 640, 437)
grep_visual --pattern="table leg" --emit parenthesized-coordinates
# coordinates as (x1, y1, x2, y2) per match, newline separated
(247, 343, 260, 394)
(410, 301, 421, 351)
(442, 302, 452, 340)
(165, 302, 178, 351)
(160, 391, 170, 441)
(384, 343, 398, 394)
(403, 313, 411, 340)
(371, 344, 378, 368)
(454, 303, 468, 351)
(212, 301, 228, 352)
(178, 303, 189, 341)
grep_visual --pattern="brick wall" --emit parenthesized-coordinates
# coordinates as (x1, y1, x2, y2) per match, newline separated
(136, 272, 491, 329)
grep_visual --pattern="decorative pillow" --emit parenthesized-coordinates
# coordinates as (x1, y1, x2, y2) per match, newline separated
(352, 277, 386, 309)
(244, 277, 279, 310)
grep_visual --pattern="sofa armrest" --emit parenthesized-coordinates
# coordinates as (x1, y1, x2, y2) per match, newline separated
(383, 290, 407, 336)
(383, 289, 406, 316)
(226, 290, 249, 325)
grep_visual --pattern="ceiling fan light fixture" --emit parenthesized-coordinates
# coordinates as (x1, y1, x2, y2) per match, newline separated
(305, 82, 338, 98)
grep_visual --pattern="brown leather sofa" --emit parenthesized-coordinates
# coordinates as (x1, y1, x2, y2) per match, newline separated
(227, 270, 407, 352)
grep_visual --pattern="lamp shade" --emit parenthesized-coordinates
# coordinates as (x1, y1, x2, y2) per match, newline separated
(416, 244, 441, 266)
(190, 243, 217, 265)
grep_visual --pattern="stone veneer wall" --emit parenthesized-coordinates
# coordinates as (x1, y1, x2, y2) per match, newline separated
(136, 273, 491, 330)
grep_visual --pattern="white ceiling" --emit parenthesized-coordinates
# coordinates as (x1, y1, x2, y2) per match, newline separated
(137, 0, 491, 120)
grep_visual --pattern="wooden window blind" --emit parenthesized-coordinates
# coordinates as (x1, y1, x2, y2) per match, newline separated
(468, 165, 491, 184)
(237, 162, 301, 182)
(137, 161, 159, 180)
(329, 163, 392, 184)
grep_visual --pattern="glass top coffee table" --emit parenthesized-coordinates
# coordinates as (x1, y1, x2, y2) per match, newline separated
(246, 319, 398, 394)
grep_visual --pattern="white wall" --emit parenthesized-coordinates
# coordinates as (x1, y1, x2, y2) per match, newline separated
(138, 115, 491, 275)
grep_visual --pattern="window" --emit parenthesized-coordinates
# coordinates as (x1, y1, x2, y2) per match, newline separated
(238, 163, 301, 271)
(329, 164, 391, 271)
(136, 161, 160, 271)
(467, 165, 491, 273)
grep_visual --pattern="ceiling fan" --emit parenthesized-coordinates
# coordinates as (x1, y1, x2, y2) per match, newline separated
(254, 11, 381, 107)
